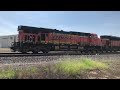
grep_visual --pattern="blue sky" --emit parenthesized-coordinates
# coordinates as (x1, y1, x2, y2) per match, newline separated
(0, 11, 120, 37)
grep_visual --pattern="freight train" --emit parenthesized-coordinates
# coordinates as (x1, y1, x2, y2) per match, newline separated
(10, 25, 120, 54)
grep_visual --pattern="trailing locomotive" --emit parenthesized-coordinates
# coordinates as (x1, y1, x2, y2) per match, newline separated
(100, 35, 120, 52)
(11, 25, 120, 54)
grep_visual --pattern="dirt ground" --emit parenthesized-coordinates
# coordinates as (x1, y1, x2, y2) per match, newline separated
(0, 48, 11, 53)
(82, 59, 120, 79)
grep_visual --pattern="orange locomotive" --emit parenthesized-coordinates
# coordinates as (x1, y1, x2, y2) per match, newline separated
(11, 25, 120, 54)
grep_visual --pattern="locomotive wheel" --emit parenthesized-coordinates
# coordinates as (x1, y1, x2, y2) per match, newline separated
(93, 51, 97, 55)
(42, 50, 48, 53)
(22, 52, 27, 54)
(21, 50, 27, 54)
(82, 51, 85, 55)
(21, 48, 28, 54)
(42, 51, 48, 53)
(88, 51, 92, 55)
(32, 52, 38, 54)
(78, 51, 82, 54)
(111, 51, 114, 52)
(98, 51, 102, 54)
(42, 48, 50, 53)
(102, 51, 106, 54)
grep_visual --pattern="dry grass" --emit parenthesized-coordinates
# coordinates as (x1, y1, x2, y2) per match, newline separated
(0, 57, 109, 79)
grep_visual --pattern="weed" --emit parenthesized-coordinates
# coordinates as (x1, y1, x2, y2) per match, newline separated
(55, 57, 108, 75)
(0, 69, 15, 79)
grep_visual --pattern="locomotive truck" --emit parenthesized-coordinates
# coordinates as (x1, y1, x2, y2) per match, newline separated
(10, 25, 120, 54)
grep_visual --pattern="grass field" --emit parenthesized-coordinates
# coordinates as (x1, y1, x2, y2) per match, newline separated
(1, 57, 119, 79)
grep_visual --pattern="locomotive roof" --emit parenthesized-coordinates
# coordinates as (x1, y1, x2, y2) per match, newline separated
(18, 25, 91, 36)
(100, 35, 120, 40)
(18, 25, 59, 33)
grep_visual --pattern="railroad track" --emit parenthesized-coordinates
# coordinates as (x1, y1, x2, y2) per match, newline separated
(0, 53, 62, 57)
(0, 53, 120, 65)
(0, 51, 120, 57)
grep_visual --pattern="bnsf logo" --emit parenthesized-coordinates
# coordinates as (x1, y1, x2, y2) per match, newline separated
(52, 35, 71, 40)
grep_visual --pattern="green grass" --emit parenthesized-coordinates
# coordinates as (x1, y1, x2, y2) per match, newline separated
(0, 69, 15, 79)
(22, 67, 39, 73)
(55, 57, 108, 75)
(0, 67, 39, 79)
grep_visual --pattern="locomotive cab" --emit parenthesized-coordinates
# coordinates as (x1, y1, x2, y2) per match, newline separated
(89, 33, 102, 46)
(11, 25, 51, 53)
